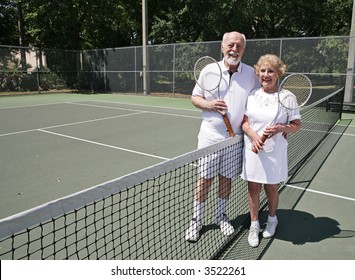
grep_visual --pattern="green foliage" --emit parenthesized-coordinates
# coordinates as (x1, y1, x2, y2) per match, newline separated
(36, 69, 67, 90)
(150, 0, 353, 43)
(0, 49, 68, 91)
(0, 0, 18, 45)
(1, 0, 354, 49)
(0, 49, 31, 91)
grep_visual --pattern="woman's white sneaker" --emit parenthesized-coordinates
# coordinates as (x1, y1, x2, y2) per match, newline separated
(262, 221, 278, 238)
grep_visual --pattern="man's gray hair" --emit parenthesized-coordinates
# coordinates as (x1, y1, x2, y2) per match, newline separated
(222, 32, 247, 48)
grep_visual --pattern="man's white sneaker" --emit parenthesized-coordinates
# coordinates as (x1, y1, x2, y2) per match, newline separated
(185, 219, 202, 242)
(262, 221, 278, 238)
(215, 214, 234, 236)
(248, 226, 260, 247)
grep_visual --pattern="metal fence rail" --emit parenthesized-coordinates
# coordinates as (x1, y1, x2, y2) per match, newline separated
(1, 36, 354, 102)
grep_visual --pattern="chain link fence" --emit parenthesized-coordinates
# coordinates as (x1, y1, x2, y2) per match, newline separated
(1, 36, 354, 102)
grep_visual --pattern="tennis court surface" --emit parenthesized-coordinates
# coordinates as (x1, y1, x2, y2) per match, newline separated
(0, 91, 354, 260)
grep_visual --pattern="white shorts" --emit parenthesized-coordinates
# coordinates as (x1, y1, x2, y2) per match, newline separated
(198, 144, 242, 179)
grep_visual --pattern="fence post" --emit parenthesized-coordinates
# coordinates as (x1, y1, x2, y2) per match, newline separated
(345, 0, 355, 103)
(279, 38, 283, 60)
(172, 44, 176, 96)
(142, 0, 150, 95)
(35, 48, 41, 93)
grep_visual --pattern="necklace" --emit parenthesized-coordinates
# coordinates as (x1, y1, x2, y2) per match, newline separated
(255, 91, 278, 108)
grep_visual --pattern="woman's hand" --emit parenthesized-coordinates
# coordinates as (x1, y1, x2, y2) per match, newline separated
(245, 127, 264, 153)
(263, 125, 280, 138)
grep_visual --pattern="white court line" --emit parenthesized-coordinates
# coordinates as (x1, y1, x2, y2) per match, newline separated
(68, 101, 201, 119)
(285, 184, 355, 202)
(301, 125, 355, 138)
(337, 123, 355, 128)
(69, 99, 199, 112)
(0, 101, 71, 110)
(298, 128, 355, 138)
(331, 132, 355, 137)
(37, 129, 170, 161)
(0, 99, 199, 112)
(67, 101, 147, 113)
(0, 111, 145, 137)
(304, 129, 355, 137)
(0, 102, 200, 138)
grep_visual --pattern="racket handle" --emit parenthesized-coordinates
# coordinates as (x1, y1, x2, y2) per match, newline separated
(223, 114, 235, 137)
(251, 133, 268, 154)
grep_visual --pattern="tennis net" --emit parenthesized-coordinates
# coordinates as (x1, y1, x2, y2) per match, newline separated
(0, 88, 344, 260)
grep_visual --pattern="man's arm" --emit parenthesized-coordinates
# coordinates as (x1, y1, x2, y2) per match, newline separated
(191, 95, 228, 113)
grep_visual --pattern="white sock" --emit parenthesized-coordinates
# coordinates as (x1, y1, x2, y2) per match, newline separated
(251, 220, 260, 229)
(192, 201, 204, 221)
(268, 215, 278, 223)
(216, 197, 228, 219)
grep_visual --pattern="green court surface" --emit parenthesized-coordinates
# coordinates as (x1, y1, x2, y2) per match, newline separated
(0, 93, 354, 260)
(0, 93, 201, 219)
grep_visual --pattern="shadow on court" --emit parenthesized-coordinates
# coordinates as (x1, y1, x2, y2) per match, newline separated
(269, 209, 341, 245)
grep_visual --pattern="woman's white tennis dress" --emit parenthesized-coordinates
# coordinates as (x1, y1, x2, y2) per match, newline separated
(241, 88, 301, 184)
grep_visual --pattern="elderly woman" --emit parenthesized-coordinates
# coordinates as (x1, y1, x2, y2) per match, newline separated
(241, 54, 301, 247)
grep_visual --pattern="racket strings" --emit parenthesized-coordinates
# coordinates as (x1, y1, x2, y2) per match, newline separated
(280, 75, 312, 109)
(194, 59, 214, 79)
(194, 57, 222, 92)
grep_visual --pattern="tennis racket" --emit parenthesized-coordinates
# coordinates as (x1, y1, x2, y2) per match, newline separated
(194, 56, 235, 137)
(252, 73, 312, 153)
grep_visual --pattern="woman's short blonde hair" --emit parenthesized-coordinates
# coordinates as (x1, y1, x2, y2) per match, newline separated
(254, 54, 287, 77)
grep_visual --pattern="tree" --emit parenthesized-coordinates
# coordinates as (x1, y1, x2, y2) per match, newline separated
(0, 0, 353, 49)
(16, 0, 140, 49)
(150, 0, 354, 43)
(0, 0, 18, 45)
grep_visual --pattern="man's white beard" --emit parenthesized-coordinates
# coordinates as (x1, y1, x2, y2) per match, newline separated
(225, 55, 241, 66)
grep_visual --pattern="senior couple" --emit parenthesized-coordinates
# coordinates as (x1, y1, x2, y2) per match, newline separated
(186, 31, 301, 247)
